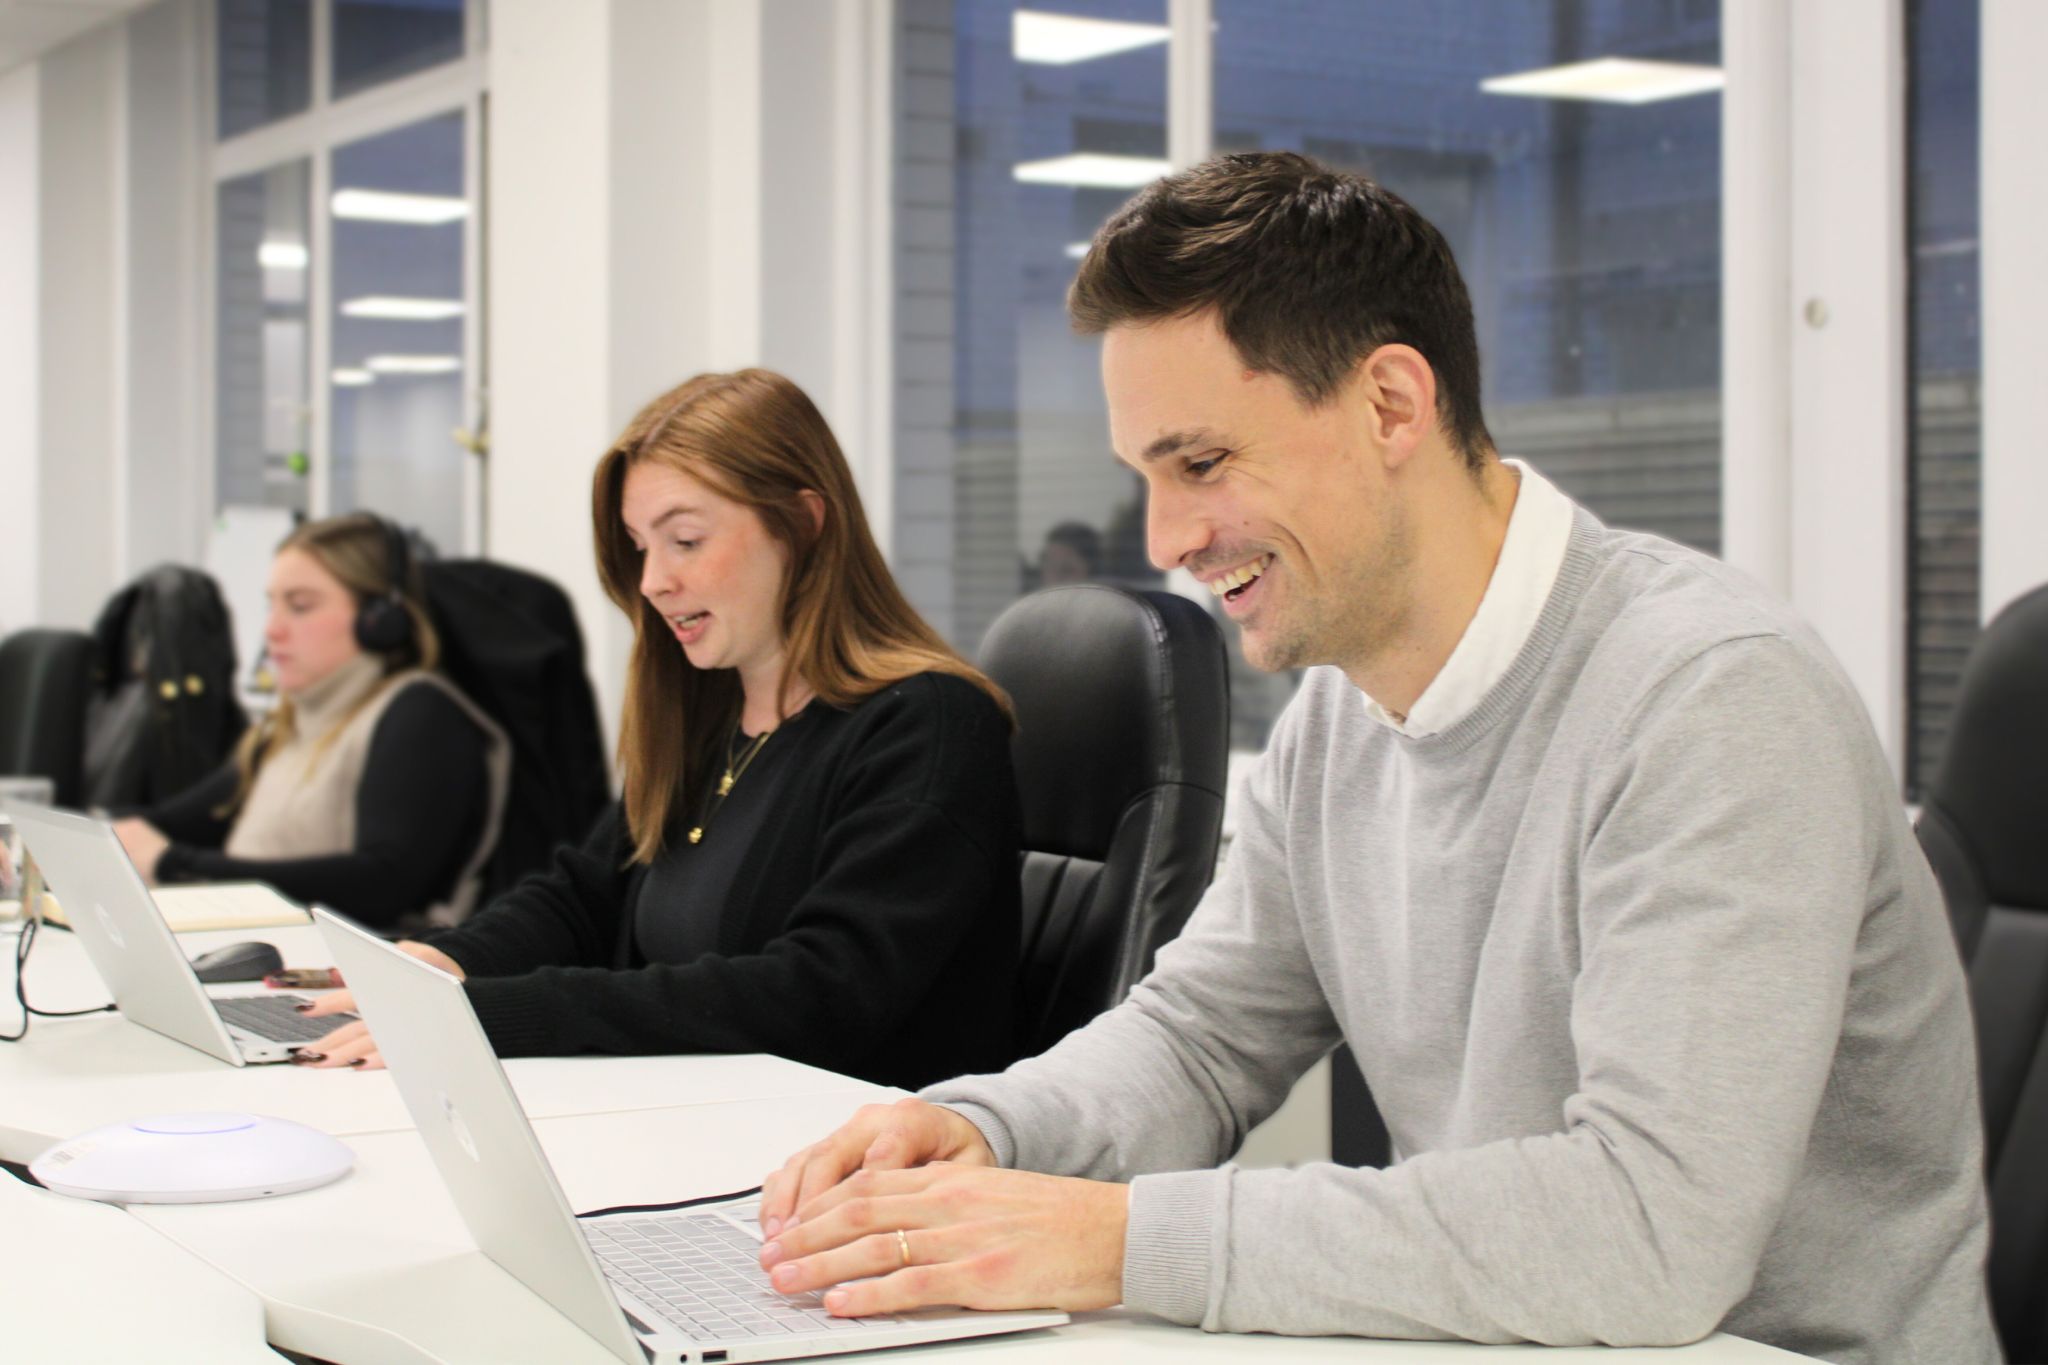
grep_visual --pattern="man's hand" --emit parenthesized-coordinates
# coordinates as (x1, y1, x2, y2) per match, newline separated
(112, 818, 170, 885)
(292, 941, 463, 1070)
(758, 1164, 1129, 1317)
(758, 1098, 995, 1237)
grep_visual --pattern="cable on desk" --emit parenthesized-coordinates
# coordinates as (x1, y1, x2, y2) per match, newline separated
(0, 916, 117, 1043)
(576, 1185, 764, 1220)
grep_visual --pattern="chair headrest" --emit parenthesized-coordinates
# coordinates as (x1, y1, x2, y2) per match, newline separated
(979, 585, 1228, 860)
(1926, 582, 2048, 911)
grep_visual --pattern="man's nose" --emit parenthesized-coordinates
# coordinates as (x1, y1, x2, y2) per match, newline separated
(1146, 484, 1209, 573)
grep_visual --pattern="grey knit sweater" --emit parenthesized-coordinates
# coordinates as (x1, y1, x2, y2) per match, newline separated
(929, 511, 1999, 1364)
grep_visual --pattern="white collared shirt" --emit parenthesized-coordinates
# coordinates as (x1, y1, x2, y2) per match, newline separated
(1363, 458, 1575, 738)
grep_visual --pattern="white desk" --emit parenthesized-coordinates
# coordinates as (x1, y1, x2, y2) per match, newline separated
(1, 1167, 287, 1363)
(0, 922, 878, 1162)
(124, 1093, 1811, 1365)
(5, 921, 1814, 1363)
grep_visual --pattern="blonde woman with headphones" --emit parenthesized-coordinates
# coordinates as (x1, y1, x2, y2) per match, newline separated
(112, 514, 509, 932)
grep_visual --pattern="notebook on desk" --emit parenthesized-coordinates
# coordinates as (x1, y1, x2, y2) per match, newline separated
(313, 906, 1068, 1365)
(1, 801, 352, 1066)
(39, 881, 311, 933)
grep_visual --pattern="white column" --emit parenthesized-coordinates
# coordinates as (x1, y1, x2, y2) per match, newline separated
(1719, 0, 1792, 599)
(36, 24, 124, 630)
(0, 63, 39, 636)
(1981, 0, 2048, 622)
(1166, 0, 1213, 171)
(489, 0, 892, 752)
(1786, 0, 1907, 772)
(487, 0, 631, 748)
(122, 0, 208, 580)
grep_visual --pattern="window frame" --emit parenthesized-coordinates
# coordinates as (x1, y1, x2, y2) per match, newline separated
(204, 0, 488, 554)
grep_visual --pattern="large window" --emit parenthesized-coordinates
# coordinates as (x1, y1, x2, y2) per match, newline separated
(217, 0, 313, 140)
(1905, 0, 1981, 799)
(892, 1, 1169, 664)
(215, 159, 313, 515)
(211, 0, 483, 556)
(329, 111, 471, 555)
(896, 0, 1722, 751)
(1213, 1, 1721, 555)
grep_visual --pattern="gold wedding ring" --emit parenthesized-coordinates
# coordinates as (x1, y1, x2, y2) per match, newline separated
(894, 1228, 912, 1269)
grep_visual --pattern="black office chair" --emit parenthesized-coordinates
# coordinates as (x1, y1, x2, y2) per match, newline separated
(1915, 582, 2048, 1362)
(979, 584, 1230, 1058)
(0, 628, 96, 807)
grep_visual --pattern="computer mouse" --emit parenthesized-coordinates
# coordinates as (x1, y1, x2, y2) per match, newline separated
(188, 940, 285, 984)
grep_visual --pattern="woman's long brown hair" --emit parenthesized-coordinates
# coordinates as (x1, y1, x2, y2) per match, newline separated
(594, 368, 1010, 865)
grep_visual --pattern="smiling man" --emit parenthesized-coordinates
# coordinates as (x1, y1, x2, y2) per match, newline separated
(756, 152, 1999, 1363)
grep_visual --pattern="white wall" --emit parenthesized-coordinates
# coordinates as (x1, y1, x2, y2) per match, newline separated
(0, 63, 38, 636)
(36, 23, 123, 631)
(4, 2, 206, 636)
(122, 0, 207, 582)
(488, 0, 888, 749)
(1981, 0, 2048, 621)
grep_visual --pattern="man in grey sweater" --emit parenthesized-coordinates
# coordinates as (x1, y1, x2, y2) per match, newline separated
(756, 153, 1999, 1363)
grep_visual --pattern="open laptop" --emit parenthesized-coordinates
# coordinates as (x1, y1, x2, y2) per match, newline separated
(2, 801, 354, 1065)
(312, 906, 1068, 1364)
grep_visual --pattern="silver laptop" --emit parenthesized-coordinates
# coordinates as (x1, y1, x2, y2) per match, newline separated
(2, 801, 352, 1065)
(312, 906, 1068, 1364)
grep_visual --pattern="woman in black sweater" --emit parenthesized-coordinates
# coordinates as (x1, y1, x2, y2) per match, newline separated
(303, 369, 1022, 1090)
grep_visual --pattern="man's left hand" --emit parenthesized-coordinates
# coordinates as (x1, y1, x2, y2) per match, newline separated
(758, 1164, 1128, 1317)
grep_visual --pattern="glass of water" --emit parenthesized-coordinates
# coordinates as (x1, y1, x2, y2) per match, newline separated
(0, 776, 56, 914)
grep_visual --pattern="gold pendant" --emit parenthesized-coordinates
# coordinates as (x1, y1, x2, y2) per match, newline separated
(718, 773, 735, 796)
(688, 827, 703, 844)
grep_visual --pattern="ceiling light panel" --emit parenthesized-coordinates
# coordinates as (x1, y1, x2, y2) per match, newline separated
(1014, 153, 1171, 189)
(364, 354, 461, 375)
(1013, 11, 1170, 65)
(331, 189, 470, 224)
(340, 296, 467, 321)
(1480, 57, 1724, 105)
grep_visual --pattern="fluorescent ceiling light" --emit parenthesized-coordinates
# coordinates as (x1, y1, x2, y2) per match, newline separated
(340, 295, 466, 321)
(331, 188, 469, 224)
(1480, 57, 1723, 105)
(1015, 153, 1171, 189)
(1013, 11, 1169, 65)
(258, 241, 308, 270)
(331, 368, 375, 387)
(1064, 241, 1091, 260)
(365, 354, 461, 375)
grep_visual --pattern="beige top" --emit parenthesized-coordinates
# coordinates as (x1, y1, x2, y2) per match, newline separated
(226, 653, 510, 927)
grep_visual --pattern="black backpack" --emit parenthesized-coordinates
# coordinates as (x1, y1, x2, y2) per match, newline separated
(82, 566, 249, 808)
(420, 560, 611, 899)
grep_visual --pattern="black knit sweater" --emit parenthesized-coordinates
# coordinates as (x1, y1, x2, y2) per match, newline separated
(427, 671, 1022, 1091)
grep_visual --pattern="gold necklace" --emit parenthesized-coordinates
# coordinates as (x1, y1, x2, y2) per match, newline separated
(687, 722, 775, 845)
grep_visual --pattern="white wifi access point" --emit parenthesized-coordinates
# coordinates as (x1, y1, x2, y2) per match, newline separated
(29, 1112, 354, 1203)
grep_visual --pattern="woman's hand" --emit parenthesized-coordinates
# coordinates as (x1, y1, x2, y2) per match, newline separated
(112, 818, 170, 885)
(291, 940, 465, 1070)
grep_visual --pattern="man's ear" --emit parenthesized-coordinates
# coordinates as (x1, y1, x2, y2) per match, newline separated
(1354, 344, 1438, 470)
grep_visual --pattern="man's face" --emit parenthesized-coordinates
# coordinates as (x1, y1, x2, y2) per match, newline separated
(1103, 311, 1410, 674)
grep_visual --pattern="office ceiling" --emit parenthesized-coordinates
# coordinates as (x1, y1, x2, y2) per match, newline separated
(0, 0, 155, 76)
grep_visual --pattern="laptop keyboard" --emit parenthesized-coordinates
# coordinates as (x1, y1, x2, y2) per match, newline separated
(212, 994, 356, 1044)
(583, 1213, 903, 1342)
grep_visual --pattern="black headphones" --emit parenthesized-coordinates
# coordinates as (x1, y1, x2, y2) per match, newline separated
(353, 515, 417, 654)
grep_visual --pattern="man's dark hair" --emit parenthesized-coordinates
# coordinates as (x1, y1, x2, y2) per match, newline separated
(1069, 151, 1494, 469)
